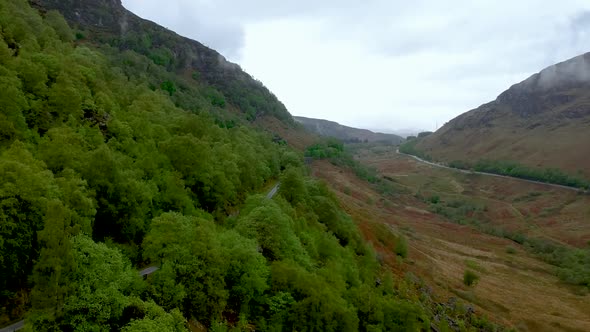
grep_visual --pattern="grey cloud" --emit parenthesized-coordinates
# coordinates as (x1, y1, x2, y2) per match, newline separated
(568, 11, 590, 50)
(124, 1, 590, 62)
(123, 0, 424, 58)
(536, 53, 590, 90)
(571, 11, 590, 30)
(121, 0, 590, 129)
(191, 21, 244, 59)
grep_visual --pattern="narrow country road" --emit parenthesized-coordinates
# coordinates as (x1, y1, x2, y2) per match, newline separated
(266, 182, 280, 199)
(0, 320, 23, 332)
(1, 181, 282, 332)
(396, 149, 583, 193)
(139, 266, 159, 277)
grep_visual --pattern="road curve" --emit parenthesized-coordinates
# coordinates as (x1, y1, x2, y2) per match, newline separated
(396, 149, 583, 193)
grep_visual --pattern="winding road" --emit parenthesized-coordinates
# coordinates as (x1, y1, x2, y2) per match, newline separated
(396, 149, 583, 193)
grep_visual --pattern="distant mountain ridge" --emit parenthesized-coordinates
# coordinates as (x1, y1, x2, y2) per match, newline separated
(415, 52, 590, 178)
(294, 116, 404, 144)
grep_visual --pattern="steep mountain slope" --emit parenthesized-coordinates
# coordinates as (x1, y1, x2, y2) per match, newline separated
(295, 116, 404, 144)
(415, 53, 590, 178)
(30, 0, 294, 125)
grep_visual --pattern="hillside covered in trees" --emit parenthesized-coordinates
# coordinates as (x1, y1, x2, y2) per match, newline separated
(0, 0, 436, 330)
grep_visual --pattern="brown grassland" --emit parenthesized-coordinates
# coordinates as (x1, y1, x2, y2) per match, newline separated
(310, 145, 590, 331)
(416, 120, 590, 179)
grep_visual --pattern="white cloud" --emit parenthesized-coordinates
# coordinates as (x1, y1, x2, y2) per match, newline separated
(122, 0, 590, 131)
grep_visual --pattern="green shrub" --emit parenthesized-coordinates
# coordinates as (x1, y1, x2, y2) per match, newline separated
(448, 160, 471, 169)
(463, 270, 479, 286)
(305, 139, 344, 159)
(160, 80, 176, 95)
(206, 88, 226, 107)
(506, 246, 517, 254)
(465, 260, 485, 272)
(395, 235, 409, 259)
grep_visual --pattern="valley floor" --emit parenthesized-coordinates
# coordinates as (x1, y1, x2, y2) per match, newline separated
(311, 145, 590, 331)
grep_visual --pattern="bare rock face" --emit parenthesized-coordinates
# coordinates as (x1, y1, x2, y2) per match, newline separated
(29, 0, 215, 79)
(31, 0, 127, 32)
(496, 53, 590, 117)
(445, 52, 590, 131)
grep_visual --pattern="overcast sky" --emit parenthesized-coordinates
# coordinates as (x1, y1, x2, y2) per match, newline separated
(122, 0, 590, 133)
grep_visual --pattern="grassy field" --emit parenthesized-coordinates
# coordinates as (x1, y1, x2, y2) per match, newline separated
(310, 145, 590, 331)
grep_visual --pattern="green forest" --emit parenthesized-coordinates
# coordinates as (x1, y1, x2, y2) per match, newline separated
(0, 1, 446, 330)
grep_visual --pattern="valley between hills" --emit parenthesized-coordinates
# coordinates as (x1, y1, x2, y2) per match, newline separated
(1, 0, 589, 331)
(309, 143, 590, 331)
